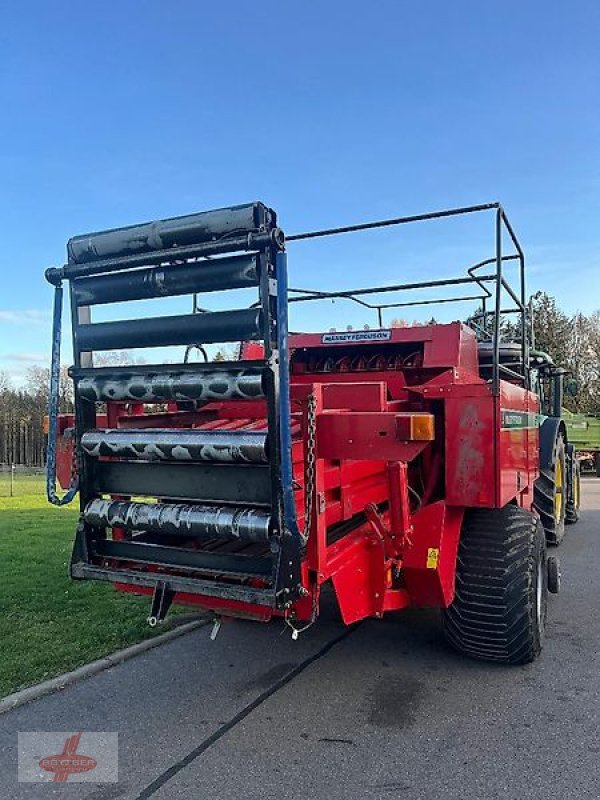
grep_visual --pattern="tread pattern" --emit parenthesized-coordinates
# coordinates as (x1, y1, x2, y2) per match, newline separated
(442, 506, 546, 665)
(565, 444, 580, 525)
(533, 436, 566, 545)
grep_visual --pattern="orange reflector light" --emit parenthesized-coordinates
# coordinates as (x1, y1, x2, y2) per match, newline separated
(395, 413, 435, 441)
(42, 415, 50, 435)
(411, 414, 435, 441)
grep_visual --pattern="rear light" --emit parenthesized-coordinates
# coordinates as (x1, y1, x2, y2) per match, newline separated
(395, 413, 435, 441)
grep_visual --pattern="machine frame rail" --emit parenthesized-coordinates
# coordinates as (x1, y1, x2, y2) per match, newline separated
(287, 202, 527, 394)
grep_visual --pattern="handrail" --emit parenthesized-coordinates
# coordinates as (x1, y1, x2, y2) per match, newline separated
(286, 203, 528, 393)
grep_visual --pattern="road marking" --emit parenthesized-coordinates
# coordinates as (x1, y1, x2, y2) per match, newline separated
(134, 624, 359, 800)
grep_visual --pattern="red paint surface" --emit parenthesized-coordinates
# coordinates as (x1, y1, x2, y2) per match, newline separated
(56, 321, 541, 625)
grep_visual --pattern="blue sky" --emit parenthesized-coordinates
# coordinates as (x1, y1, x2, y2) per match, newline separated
(1, 1, 599, 382)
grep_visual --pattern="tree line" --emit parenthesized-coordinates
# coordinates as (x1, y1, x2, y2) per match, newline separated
(524, 292, 600, 415)
(0, 366, 73, 467)
(0, 294, 599, 466)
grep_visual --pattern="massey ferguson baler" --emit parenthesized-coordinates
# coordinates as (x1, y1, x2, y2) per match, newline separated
(46, 201, 578, 664)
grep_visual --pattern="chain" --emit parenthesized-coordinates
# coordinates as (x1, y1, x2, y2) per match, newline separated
(283, 394, 318, 641)
(69, 433, 79, 486)
(303, 394, 317, 542)
(285, 586, 319, 640)
(281, 394, 319, 641)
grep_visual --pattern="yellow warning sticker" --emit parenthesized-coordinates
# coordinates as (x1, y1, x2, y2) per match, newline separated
(426, 548, 439, 569)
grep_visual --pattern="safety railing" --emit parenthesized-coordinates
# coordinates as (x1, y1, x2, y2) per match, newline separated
(286, 203, 528, 394)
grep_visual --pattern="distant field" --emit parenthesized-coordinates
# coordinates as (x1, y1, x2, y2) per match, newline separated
(0, 476, 189, 697)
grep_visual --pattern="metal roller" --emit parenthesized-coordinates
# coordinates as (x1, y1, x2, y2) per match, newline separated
(84, 499, 271, 543)
(67, 202, 274, 265)
(81, 428, 269, 463)
(77, 308, 262, 351)
(71, 254, 259, 306)
(77, 368, 264, 403)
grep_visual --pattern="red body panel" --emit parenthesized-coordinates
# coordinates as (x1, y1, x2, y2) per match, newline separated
(497, 381, 539, 507)
(56, 322, 541, 625)
(444, 387, 496, 507)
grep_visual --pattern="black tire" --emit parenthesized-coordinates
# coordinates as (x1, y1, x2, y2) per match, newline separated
(442, 505, 547, 665)
(595, 452, 600, 478)
(547, 556, 561, 594)
(565, 444, 580, 525)
(534, 434, 566, 545)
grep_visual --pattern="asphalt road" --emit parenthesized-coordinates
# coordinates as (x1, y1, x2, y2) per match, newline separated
(2, 480, 599, 800)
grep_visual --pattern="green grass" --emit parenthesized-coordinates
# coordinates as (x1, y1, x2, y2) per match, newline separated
(0, 475, 189, 697)
(0, 473, 48, 498)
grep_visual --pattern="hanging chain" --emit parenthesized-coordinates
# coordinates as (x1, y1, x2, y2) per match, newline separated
(285, 585, 319, 640)
(303, 393, 317, 541)
(69, 434, 79, 487)
(285, 393, 318, 640)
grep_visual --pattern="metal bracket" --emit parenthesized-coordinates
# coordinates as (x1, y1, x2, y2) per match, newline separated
(210, 618, 222, 640)
(147, 581, 175, 627)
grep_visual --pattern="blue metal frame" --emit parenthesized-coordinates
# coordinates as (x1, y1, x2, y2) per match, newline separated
(46, 284, 79, 506)
(276, 252, 302, 540)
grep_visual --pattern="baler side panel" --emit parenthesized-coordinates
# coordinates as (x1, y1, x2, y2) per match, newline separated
(497, 381, 539, 508)
(402, 500, 463, 607)
(526, 388, 540, 504)
(444, 388, 496, 507)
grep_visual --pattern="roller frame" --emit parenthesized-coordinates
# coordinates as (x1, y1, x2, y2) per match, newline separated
(61, 201, 303, 612)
